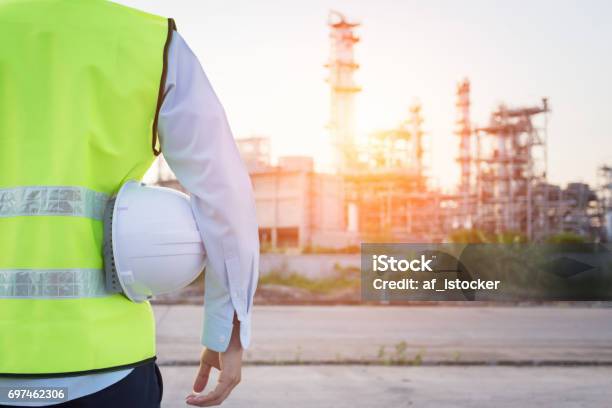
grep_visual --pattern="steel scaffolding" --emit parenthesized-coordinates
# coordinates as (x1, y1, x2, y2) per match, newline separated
(474, 99, 550, 240)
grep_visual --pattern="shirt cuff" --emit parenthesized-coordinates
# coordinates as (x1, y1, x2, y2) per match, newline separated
(201, 309, 253, 352)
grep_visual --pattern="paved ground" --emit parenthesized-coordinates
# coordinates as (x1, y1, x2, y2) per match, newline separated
(155, 305, 612, 406)
(155, 305, 612, 364)
(160, 365, 612, 408)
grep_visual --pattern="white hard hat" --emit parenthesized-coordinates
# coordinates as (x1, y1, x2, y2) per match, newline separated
(103, 180, 206, 302)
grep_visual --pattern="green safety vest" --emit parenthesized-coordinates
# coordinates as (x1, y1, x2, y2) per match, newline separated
(0, 0, 174, 375)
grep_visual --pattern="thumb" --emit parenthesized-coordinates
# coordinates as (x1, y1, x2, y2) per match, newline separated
(193, 362, 212, 393)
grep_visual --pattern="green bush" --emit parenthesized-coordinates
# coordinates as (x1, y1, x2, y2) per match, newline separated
(258, 271, 360, 294)
(448, 228, 491, 243)
(546, 232, 586, 244)
(449, 229, 527, 243)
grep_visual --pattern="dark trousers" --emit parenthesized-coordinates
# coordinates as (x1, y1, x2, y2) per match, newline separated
(1, 362, 163, 408)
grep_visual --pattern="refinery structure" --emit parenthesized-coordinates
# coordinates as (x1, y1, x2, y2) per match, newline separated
(156, 11, 612, 250)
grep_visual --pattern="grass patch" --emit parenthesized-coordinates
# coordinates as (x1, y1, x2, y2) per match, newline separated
(259, 271, 360, 294)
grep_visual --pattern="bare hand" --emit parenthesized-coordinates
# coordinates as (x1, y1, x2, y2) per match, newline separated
(186, 322, 243, 406)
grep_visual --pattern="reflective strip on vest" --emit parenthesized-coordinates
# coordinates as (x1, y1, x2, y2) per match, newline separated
(0, 269, 108, 298)
(0, 186, 109, 220)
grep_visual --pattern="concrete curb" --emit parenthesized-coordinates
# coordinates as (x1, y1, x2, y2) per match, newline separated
(159, 359, 612, 367)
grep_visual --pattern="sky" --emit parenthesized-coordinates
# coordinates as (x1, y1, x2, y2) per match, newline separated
(119, 0, 612, 190)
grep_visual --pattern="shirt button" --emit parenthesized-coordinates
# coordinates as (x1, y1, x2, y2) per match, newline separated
(219, 335, 226, 342)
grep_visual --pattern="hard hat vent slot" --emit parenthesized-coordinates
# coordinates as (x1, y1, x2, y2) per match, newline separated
(103, 196, 123, 294)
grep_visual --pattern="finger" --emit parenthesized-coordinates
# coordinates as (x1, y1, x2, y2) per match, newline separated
(202, 374, 241, 407)
(186, 376, 235, 407)
(212, 375, 240, 405)
(200, 383, 235, 407)
(186, 385, 233, 408)
(192, 363, 212, 393)
(203, 350, 221, 370)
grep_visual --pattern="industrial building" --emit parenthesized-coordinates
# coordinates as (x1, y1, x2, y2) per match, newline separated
(237, 139, 355, 250)
(154, 11, 611, 250)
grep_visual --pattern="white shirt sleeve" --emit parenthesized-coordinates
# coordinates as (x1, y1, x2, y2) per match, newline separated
(158, 31, 259, 352)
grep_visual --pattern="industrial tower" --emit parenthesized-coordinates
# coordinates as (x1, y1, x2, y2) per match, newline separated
(409, 102, 425, 179)
(326, 11, 361, 173)
(455, 79, 472, 227)
(599, 165, 612, 241)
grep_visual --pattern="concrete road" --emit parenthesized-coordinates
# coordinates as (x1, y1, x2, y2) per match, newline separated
(160, 365, 612, 408)
(155, 305, 612, 364)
